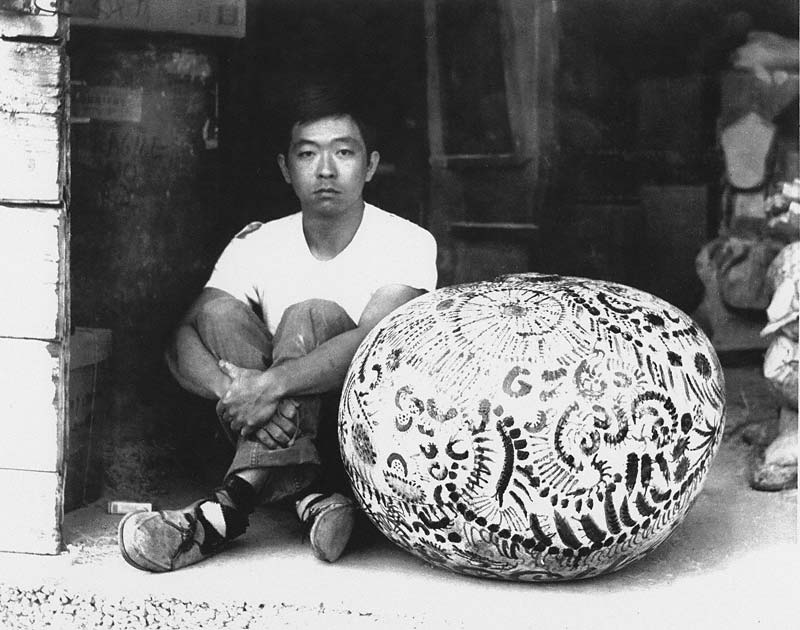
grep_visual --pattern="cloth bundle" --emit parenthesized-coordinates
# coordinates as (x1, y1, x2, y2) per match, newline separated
(762, 240, 799, 409)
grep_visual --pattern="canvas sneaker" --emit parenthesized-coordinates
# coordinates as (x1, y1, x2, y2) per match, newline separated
(295, 492, 356, 562)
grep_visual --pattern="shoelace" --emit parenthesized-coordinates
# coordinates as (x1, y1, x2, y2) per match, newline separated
(167, 511, 200, 565)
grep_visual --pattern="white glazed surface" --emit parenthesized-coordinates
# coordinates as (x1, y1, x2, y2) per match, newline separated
(339, 274, 726, 581)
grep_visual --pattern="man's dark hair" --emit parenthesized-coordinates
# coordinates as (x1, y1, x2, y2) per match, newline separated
(281, 76, 377, 155)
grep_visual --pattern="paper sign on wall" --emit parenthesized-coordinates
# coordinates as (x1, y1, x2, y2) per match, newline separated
(71, 85, 143, 123)
(70, 0, 245, 39)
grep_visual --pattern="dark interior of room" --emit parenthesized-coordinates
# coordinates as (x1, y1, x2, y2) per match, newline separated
(64, 0, 799, 505)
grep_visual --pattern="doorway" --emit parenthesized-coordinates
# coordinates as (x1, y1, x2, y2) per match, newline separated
(65, 0, 431, 514)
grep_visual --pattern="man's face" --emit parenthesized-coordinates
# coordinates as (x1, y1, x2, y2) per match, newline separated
(278, 115, 379, 218)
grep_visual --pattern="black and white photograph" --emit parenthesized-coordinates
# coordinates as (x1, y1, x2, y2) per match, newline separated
(0, 1, 797, 628)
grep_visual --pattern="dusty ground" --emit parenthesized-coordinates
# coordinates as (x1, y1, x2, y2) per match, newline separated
(0, 366, 796, 629)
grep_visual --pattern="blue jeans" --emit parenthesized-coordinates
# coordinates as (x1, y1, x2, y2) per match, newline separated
(194, 297, 356, 502)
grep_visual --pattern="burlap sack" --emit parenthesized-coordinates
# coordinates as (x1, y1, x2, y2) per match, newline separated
(717, 236, 785, 310)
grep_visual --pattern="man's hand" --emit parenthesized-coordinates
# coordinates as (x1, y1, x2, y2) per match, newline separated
(252, 399, 300, 449)
(216, 361, 286, 439)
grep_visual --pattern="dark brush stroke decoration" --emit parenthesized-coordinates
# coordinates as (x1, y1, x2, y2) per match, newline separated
(339, 273, 726, 581)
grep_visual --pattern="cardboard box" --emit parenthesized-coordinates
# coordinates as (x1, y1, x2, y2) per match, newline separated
(65, 328, 112, 512)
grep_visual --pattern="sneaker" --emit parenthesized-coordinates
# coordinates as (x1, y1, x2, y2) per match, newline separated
(296, 493, 356, 562)
(118, 502, 214, 573)
(119, 477, 255, 572)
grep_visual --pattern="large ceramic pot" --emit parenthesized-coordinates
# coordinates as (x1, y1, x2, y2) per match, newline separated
(339, 274, 726, 581)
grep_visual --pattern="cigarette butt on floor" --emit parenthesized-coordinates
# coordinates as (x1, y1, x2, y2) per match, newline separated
(107, 501, 154, 515)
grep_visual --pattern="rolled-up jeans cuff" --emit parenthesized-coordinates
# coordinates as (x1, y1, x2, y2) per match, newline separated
(225, 437, 323, 504)
(227, 436, 321, 474)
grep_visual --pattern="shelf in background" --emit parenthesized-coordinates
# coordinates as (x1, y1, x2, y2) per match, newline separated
(450, 221, 539, 240)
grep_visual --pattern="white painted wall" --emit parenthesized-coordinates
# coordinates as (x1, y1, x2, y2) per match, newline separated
(0, 8, 67, 554)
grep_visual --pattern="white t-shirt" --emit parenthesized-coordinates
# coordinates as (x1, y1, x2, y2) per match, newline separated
(206, 203, 438, 334)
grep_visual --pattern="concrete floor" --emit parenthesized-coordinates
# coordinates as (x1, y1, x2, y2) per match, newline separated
(0, 366, 797, 629)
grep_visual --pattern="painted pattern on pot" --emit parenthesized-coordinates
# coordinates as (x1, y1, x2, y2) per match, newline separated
(339, 274, 726, 581)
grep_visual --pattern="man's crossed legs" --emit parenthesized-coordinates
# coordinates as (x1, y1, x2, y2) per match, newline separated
(118, 297, 358, 572)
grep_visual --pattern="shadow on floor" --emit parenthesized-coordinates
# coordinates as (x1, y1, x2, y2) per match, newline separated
(44, 366, 798, 628)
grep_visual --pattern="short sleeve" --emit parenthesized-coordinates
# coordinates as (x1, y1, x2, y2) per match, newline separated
(204, 222, 264, 304)
(387, 227, 438, 292)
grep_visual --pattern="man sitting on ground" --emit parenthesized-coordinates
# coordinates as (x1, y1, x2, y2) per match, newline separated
(118, 84, 438, 572)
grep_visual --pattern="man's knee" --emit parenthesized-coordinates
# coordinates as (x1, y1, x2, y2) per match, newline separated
(196, 297, 255, 331)
(276, 300, 355, 348)
(198, 296, 251, 320)
(283, 299, 355, 331)
(283, 299, 344, 320)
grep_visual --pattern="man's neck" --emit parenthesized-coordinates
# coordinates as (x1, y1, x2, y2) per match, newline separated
(302, 200, 366, 261)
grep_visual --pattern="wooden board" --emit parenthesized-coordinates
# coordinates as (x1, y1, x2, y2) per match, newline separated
(0, 338, 62, 473)
(0, 205, 63, 340)
(0, 41, 61, 114)
(498, 0, 555, 161)
(0, 469, 60, 554)
(0, 40, 63, 204)
(0, 1, 60, 38)
(0, 10, 66, 556)
(427, 0, 556, 174)
(424, 0, 445, 160)
(0, 111, 62, 203)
